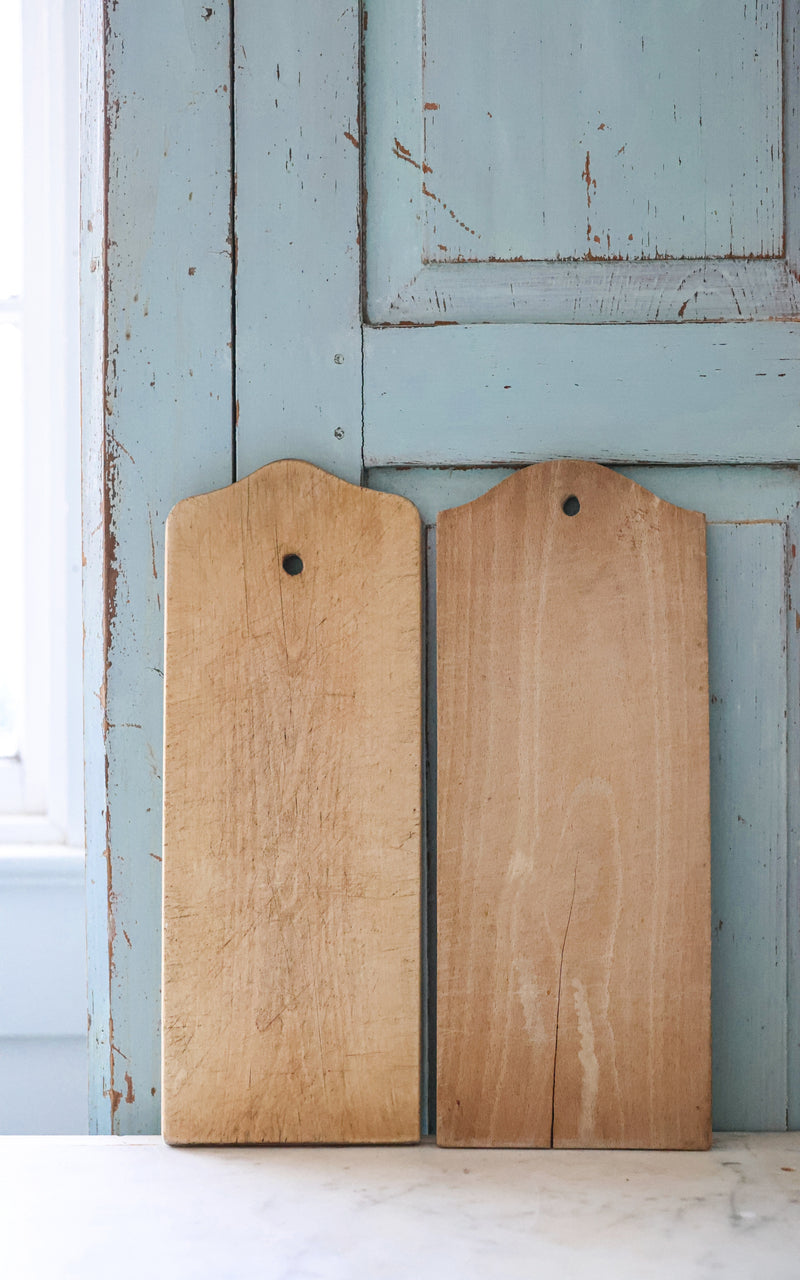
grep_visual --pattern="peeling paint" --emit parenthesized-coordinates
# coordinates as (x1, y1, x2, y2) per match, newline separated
(392, 138, 479, 238)
(148, 508, 158, 579)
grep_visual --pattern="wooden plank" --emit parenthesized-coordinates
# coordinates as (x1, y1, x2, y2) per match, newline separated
(363, 324, 800, 466)
(162, 460, 422, 1144)
(436, 461, 711, 1148)
(708, 523, 789, 1129)
(82, 0, 234, 1133)
(234, 2, 363, 482)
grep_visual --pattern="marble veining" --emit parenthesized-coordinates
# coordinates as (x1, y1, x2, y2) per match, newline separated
(1, 1133, 798, 1279)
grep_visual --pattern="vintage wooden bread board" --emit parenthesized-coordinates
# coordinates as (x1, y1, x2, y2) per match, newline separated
(436, 460, 711, 1149)
(162, 459, 422, 1144)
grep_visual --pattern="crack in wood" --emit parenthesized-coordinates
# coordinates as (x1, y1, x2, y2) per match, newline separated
(550, 860, 579, 1148)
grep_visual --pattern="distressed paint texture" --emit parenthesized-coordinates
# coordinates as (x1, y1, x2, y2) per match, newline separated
(86, 0, 364, 1134)
(83, 0, 233, 1133)
(364, 2, 800, 324)
(422, 0, 782, 262)
(363, 324, 800, 467)
(707, 522, 788, 1129)
(234, 3, 362, 482)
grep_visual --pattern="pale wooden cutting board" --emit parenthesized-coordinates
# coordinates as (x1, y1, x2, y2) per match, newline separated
(162, 460, 422, 1144)
(436, 460, 711, 1149)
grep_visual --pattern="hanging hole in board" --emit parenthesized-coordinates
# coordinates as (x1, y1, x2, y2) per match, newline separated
(282, 553, 304, 576)
(562, 495, 580, 517)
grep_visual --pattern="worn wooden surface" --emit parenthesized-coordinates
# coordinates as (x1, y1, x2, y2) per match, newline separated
(366, 260, 800, 326)
(162, 461, 421, 1144)
(435, 461, 710, 1148)
(82, 0, 234, 1134)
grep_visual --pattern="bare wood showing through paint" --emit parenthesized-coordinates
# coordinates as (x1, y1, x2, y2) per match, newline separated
(162, 460, 422, 1144)
(436, 461, 711, 1149)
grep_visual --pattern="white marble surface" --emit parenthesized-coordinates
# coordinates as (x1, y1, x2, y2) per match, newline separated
(1, 1133, 798, 1279)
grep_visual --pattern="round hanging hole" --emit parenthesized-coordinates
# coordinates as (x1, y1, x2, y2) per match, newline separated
(282, 553, 304, 576)
(562, 495, 580, 517)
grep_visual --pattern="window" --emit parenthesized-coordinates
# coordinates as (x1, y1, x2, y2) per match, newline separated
(0, 0, 82, 848)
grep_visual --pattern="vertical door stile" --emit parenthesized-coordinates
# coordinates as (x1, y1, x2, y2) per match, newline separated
(86, 0, 235, 1133)
(233, 2, 363, 483)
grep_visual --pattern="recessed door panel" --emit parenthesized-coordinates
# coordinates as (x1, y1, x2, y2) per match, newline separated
(364, 1, 800, 324)
(422, 0, 782, 264)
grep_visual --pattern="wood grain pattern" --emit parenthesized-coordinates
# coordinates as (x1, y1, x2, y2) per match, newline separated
(162, 460, 422, 1144)
(436, 461, 711, 1149)
(365, 259, 800, 325)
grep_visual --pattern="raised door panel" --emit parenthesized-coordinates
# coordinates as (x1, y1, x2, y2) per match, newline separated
(422, 1, 782, 265)
(362, 1, 800, 464)
(365, 0, 799, 323)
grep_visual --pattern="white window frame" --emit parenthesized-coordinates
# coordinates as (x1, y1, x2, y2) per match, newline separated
(0, 0, 83, 849)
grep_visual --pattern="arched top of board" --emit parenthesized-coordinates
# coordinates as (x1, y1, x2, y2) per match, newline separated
(436, 459, 706, 533)
(167, 457, 421, 539)
(162, 455, 423, 1145)
(436, 454, 710, 1150)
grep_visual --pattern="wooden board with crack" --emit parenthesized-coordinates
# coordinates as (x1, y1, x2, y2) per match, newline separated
(435, 460, 711, 1149)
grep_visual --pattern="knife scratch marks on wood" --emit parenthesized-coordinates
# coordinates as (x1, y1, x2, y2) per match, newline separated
(239, 500, 252, 638)
(275, 529, 291, 662)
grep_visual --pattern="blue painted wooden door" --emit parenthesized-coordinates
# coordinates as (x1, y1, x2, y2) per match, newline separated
(356, 1, 800, 1133)
(91, 1, 799, 1133)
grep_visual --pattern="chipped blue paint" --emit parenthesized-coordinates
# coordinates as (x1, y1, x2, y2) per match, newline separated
(234, 4, 362, 482)
(83, 0, 234, 1133)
